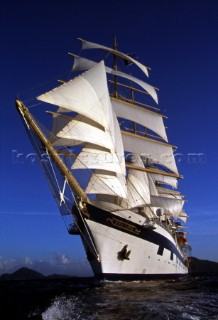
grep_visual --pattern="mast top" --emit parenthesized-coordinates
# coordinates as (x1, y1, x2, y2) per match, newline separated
(113, 35, 117, 50)
(113, 35, 118, 98)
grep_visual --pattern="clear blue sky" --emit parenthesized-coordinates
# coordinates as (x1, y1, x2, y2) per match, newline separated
(0, 0, 218, 276)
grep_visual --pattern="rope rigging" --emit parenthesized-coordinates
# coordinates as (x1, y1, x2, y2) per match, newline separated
(25, 120, 100, 259)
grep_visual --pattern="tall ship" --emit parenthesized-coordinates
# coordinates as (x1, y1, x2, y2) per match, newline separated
(16, 38, 191, 280)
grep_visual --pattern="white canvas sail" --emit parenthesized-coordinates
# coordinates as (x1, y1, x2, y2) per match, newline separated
(122, 154, 150, 208)
(111, 99, 167, 141)
(79, 38, 150, 77)
(148, 173, 159, 196)
(150, 173, 178, 189)
(39, 61, 126, 175)
(157, 187, 183, 198)
(122, 132, 178, 174)
(150, 195, 184, 218)
(86, 171, 127, 198)
(49, 114, 114, 150)
(178, 211, 188, 223)
(112, 111, 126, 176)
(37, 61, 113, 130)
(147, 173, 184, 218)
(158, 194, 183, 200)
(71, 147, 124, 174)
(38, 61, 127, 198)
(72, 56, 158, 103)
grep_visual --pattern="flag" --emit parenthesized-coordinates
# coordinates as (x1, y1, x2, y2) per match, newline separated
(123, 52, 137, 66)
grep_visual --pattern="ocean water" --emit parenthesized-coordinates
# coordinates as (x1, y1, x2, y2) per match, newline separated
(0, 275, 217, 320)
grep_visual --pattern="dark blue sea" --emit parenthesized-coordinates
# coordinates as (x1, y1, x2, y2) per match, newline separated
(0, 275, 217, 320)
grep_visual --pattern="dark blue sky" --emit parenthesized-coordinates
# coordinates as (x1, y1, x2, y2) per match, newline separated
(0, 0, 218, 275)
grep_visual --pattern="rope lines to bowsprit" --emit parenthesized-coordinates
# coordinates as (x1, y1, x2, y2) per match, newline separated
(27, 121, 99, 258)
(24, 123, 74, 230)
(17, 69, 73, 101)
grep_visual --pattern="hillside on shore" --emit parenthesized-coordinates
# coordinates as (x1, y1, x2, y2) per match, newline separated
(0, 257, 217, 280)
(189, 257, 218, 274)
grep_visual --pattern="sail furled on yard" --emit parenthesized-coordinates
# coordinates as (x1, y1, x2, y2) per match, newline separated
(78, 38, 150, 77)
(37, 61, 127, 199)
(72, 55, 158, 104)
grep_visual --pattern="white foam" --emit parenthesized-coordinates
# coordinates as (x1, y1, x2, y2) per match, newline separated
(42, 296, 81, 320)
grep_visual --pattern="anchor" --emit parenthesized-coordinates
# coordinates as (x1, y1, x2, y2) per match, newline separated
(118, 244, 131, 260)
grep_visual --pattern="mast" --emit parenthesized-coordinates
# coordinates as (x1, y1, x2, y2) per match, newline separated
(113, 35, 118, 98)
(15, 99, 90, 204)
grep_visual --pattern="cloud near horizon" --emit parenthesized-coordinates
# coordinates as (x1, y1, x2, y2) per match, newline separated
(0, 253, 93, 276)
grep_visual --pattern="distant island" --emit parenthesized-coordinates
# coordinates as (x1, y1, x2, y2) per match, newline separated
(0, 257, 217, 280)
(188, 257, 218, 274)
(0, 267, 82, 281)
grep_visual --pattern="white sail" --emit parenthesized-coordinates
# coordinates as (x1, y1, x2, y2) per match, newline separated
(111, 99, 167, 141)
(72, 55, 97, 72)
(147, 173, 184, 218)
(38, 61, 127, 197)
(85, 171, 127, 198)
(71, 147, 124, 174)
(73, 56, 158, 103)
(158, 194, 183, 200)
(79, 38, 150, 77)
(49, 114, 114, 150)
(150, 195, 184, 218)
(122, 154, 150, 208)
(178, 211, 188, 223)
(150, 173, 178, 189)
(112, 111, 126, 176)
(157, 187, 183, 198)
(122, 132, 178, 174)
(148, 173, 159, 196)
(37, 61, 113, 131)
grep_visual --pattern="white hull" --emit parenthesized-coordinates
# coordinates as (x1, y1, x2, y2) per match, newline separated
(84, 217, 188, 280)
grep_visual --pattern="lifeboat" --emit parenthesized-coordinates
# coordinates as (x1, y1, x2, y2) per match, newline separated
(177, 232, 187, 245)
